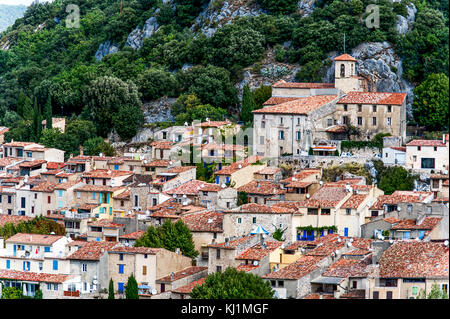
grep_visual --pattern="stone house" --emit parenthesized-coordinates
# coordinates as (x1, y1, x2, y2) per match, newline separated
(253, 167, 283, 182)
(213, 156, 266, 189)
(382, 146, 406, 166)
(366, 241, 449, 299)
(430, 174, 449, 199)
(150, 141, 174, 160)
(405, 136, 449, 173)
(152, 166, 196, 192)
(237, 180, 286, 205)
(73, 184, 126, 219)
(222, 203, 295, 240)
(0, 186, 16, 215)
(86, 219, 126, 242)
(154, 266, 208, 295)
(280, 169, 322, 201)
(107, 245, 192, 294)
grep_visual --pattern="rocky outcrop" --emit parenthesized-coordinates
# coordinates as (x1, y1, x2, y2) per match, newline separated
(125, 16, 159, 50)
(142, 97, 177, 123)
(297, 0, 317, 16)
(395, 2, 416, 34)
(191, 0, 263, 38)
(324, 42, 415, 118)
(95, 40, 119, 61)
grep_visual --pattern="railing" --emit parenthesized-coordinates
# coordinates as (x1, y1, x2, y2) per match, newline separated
(63, 290, 80, 297)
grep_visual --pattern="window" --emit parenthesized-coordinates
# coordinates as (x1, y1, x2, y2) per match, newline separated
(82, 264, 87, 272)
(21, 197, 26, 208)
(44, 246, 51, 252)
(271, 280, 276, 287)
(216, 249, 221, 259)
(279, 131, 284, 140)
(118, 282, 124, 293)
(119, 253, 124, 261)
(413, 155, 417, 162)
(144, 254, 148, 259)
(47, 283, 52, 290)
(297, 118, 300, 125)
(442, 284, 448, 295)
(357, 117, 362, 126)
(352, 281, 357, 289)
(280, 117, 283, 125)
(278, 281, 284, 287)
(47, 196, 51, 204)
(252, 217, 257, 224)
(421, 158, 435, 169)
(346, 208, 351, 215)
(296, 131, 301, 141)
(386, 291, 393, 299)
(372, 117, 377, 125)
(92, 192, 96, 200)
(52, 260, 58, 270)
(216, 266, 222, 272)
(321, 208, 331, 215)
(327, 118, 333, 126)
(39, 262, 43, 271)
(407, 204, 413, 213)
(434, 147, 437, 151)
(77, 192, 81, 199)
(412, 286, 418, 295)
(143, 266, 147, 275)
(260, 136, 264, 144)
(134, 195, 139, 207)
(344, 104, 348, 111)
(358, 104, 362, 112)
(387, 105, 392, 112)
(307, 208, 318, 215)
(342, 116, 348, 125)
(417, 146, 421, 151)
(373, 291, 379, 299)
(237, 218, 242, 224)
(118, 264, 124, 274)
(387, 117, 391, 126)
(372, 105, 377, 112)
(261, 121, 265, 128)
(6, 260, 10, 269)
(340, 64, 345, 77)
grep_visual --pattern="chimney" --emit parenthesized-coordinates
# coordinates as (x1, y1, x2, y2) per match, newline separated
(80, 145, 84, 156)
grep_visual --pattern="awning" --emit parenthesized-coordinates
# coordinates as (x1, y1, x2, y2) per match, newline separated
(250, 225, 270, 235)
(310, 276, 344, 285)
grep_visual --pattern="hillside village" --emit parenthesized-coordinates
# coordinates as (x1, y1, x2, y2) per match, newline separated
(0, 52, 448, 300)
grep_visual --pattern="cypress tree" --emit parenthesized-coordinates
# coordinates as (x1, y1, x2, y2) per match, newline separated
(240, 84, 255, 124)
(108, 278, 115, 299)
(125, 274, 139, 299)
(32, 98, 42, 142)
(44, 95, 53, 129)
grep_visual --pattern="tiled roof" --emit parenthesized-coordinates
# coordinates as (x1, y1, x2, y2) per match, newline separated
(322, 259, 369, 278)
(391, 217, 442, 230)
(225, 203, 294, 214)
(195, 120, 231, 128)
(378, 242, 449, 278)
(88, 219, 125, 229)
(272, 80, 335, 89)
(306, 238, 346, 257)
(0, 215, 33, 227)
(430, 174, 449, 180)
(253, 95, 338, 115)
(82, 169, 133, 178)
(337, 91, 406, 105)
(369, 191, 433, 210)
(181, 211, 223, 233)
(263, 97, 300, 106)
(303, 293, 335, 299)
(325, 125, 347, 133)
(236, 264, 260, 272)
(340, 193, 369, 209)
(201, 143, 245, 151)
(31, 181, 58, 192)
(237, 180, 286, 196)
(150, 141, 174, 149)
(119, 230, 144, 240)
(157, 266, 207, 283)
(143, 160, 171, 167)
(2, 142, 35, 147)
(0, 270, 75, 283)
(165, 166, 196, 174)
(297, 186, 349, 208)
(171, 278, 206, 294)
(334, 54, 357, 62)
(235, 241, 283, 261)
(166, 180, 221, 196)
(390, 146, 406, 152)
(0, 126, 9, 134)
(280, 169, 321, 184)
(19, 160, 46, 168)
(108, 245, 160, 255)
(0, 157, 22, 166)
(53, 181, 81, 190)
(214, 156, 264, 175)
(262, 256, 325, 280)
(6, 233, 64, 245)
(256, 167, 281, 175)
(208, 235, 256, 249)
(74, 185, 124, 193)
(67, 242, 117, 260)
(406, 139, 447, 147)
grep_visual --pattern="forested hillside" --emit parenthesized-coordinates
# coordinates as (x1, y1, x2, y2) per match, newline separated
(0, 0, 448, 157)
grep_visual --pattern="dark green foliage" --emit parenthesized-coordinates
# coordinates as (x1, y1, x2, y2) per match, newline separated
(418, 282, 449, 299)
(108, 279, 115, 299)
(0, 216, 65, 240)
(126, 274, 139, 299)
(240, 84, 255, 124)
(32, 98, 42, 142)
(83, 137, 116, 156)
(258, 0, 298, 15)
(252, 85, 272, 110)
(190, 267, 274, 299)
(272, 227, 286, 241)
(44, 95, 52, 129)
(196, 162, 216, 183)
(412, 73, 449, 131)
(375, 162, 417, 195)
(1, 287, 23, 299)
(137, 68, 178, 101)
(135, 219, 198, 258)
(237, 191, 248, 206)
(34, 288, 43, 299)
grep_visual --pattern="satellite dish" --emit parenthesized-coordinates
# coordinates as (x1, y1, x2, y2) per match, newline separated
(306, 194, 310, 198)
(182, 194, 187, 198)
(292, 177, 297, 181)
(349, 238, 354, 243)
(238, 164, 242, 169)
(337, 238, 342, 243)
(221, 183, 226, 188)
(173, 194, 177, 198)
(151, 289, 157, 295)
(347, 242, 352, 247)
(319, 181, 323, 186)
(389, 239, 394, 244)
(50, 232, 55, 235)
(444, 240, 449, 247)
(335, 250, 340, 255)
(253, 260, 259, 266)
(397, 206, 401, 211)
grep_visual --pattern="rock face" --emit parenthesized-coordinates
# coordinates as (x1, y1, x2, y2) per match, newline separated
(142, 97, 177, 124)
(95, 40, 119, 61)
(297, 0, 317, 16)
(324, 42, 415, 118)
(125, 16, 160, 50)
(395, 2, 416, 34)
(191, 0, 263, 38)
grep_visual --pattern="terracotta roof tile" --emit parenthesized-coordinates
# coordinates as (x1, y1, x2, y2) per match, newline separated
(214, 156, 264, 175)
(391, 217, 442, 230)
(263, 97, 301, 106)
(253, 95, 338, 115)
(262, 256, 325, 280)
(6, 233, 64, 245)
(157, 266, 207, 283)
(0, 270, 76, 283)
(322, 259, 369, 278)
(235, 241, 282, 261)
(67, 242, 117, 260)
(181, 211, 223, 233)
(338, 91, 406, 105)
(119, 230, 144, 240)
(171, 278, 206, 294)
(237, 180, 286, 196)
(225, 203, 294, 214)
(407, 140, 447, 147)
(334, 54, 357, 62)
(0, 215, 33, 227)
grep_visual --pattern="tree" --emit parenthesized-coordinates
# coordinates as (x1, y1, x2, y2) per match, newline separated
(412, 73, 449, 131)
(34, 288, 43, 299)
(83, 137, 116, 157)
(377, 166, 417, 195)
(135, 219, 198, 258)
(84, 76, 143, 139)
(32, 98, 42, 142)
(125, 274, 139, 299)
(108, 278, 115, 299)
(240, 84, 255, 124)
(1, 287, 23, 299)
(44, 95, 52, 130)
(137, 68, 178, 101)
(238, 191, 248, 206)
(190, 267, 274, 299)
(273, 227, 286, 241)
(252, 85, 272, 110)
(418, 282, 449, 299)
(258, 0, 298, 15)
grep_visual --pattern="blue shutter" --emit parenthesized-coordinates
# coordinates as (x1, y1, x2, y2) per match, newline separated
(344, 228, 349, 237)
(53, 260, 58, 270)
(118, 282, 124, 292)
(6, 260, 10, 269)
(119, 265, 124, 274)
(114, 164, 119, 170)
(216, 176, 219, 184)
(106, 193, 110, 204)
(99, 193, 103, 203)
(404, 231, 410, 239)
(419, 230, 425, 239)
(226, 177, 230, 184)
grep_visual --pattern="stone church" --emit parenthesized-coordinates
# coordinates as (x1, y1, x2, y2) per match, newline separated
(252, 54, 407, 159)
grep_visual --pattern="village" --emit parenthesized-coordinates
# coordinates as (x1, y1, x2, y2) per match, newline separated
(0, 53, 448, 300)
